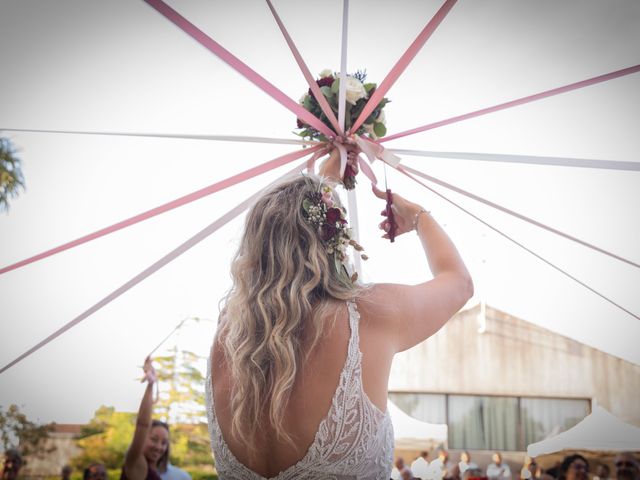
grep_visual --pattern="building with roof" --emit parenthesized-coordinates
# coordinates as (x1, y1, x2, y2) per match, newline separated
(389, 303, 640, 452)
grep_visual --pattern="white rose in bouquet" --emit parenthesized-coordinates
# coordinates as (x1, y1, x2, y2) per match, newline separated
(319, 68, 333, 78)
(345, 76, 367, 105)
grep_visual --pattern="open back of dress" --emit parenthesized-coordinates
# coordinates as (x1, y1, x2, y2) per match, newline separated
(205, 300, 394, 479)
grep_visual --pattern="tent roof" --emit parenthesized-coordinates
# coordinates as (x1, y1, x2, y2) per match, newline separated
(388, 399, 447, 442)
(527, 406, 640, 457)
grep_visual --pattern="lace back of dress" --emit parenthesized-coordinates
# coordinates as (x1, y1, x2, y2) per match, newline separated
(205, 300, 394, 480)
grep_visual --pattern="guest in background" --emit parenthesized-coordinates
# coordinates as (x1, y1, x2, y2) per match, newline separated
(593, 464, 611, 480)
(430, 449, 456, 480)
(1, 450, 22, 480)
(411, 451, 430, 480)
(614, 453, 639, 480)
(122, 356, 169, 480)
(457, 451, 478, 480)
(158, 462, 191, 480)
(392, 458, 407, 480)
(487, 453, 512, 480)
(62, 465, 72, 480)
(558, 454, 588, 480)
(520, 457, 541, 480)
(84, 464, 107, 480)
(463, 467, 485, 480)
(401, 468, 415, 480)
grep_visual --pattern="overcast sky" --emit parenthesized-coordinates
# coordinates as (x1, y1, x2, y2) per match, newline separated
(1, 0, 639, 424)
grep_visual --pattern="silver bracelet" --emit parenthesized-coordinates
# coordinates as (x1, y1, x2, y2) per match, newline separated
(412, 209, 430, 231)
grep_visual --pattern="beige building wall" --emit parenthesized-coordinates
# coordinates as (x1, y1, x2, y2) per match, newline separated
(389, 304, 640, 426)
(22, 424, 82, 478)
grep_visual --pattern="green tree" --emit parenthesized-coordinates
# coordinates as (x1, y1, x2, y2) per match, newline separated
(0, 404, 55, 458)
(154, 347, 211, 466)
(0, 136, 25, 212)
(71, 406, 135, 470)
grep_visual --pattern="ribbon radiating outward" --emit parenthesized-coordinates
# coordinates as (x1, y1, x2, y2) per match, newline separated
(0, 162, 306, 375)
(144, 0, 335, 140)
(3, 0, 639, 378)
(349, 0, 458, 135)
(0, 144, 323, 275)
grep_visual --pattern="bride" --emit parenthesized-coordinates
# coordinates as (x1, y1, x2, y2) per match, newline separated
(206, 146, 473, 479)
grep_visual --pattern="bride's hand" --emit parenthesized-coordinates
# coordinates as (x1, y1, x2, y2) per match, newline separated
(318, 143, 360, 182)
(372, 184, 425, 239)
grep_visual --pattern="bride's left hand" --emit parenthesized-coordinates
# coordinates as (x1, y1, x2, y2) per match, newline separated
(319, 143, 360, 182)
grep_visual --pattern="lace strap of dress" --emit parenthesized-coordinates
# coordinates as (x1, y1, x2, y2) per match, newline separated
(345, 300, 362, 369)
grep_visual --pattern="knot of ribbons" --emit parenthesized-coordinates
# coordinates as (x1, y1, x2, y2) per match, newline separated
(307, 134, 402, 187)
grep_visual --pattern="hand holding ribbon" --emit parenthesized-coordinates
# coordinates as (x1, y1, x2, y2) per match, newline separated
(141, 355, 157, 384)
(372, 184, 426, 240)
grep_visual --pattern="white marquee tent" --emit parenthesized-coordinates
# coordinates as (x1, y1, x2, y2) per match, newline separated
(527, 406, 640, 457)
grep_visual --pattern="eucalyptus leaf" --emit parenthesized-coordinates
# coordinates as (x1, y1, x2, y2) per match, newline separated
(374, 122, 387, 137)
(364, 82, 376, 92)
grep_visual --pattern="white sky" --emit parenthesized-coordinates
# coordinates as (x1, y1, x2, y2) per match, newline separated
(1, 0, 639, 424)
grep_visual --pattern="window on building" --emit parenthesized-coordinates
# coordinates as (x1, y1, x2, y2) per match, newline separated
(521, 397, 590, 445)
(389, 392, 590, 451)
(448, 395, 519, 450)
(388, 392, 446, 424)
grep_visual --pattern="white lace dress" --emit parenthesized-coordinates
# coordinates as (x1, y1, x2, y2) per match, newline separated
(205, 301, 394, 479)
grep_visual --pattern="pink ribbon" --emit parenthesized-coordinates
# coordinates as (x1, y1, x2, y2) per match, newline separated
(144, 0, 335, 140)
(0, 144, 323, 275)
(397, 165, 640, 322)
(381, 64, 640, 143)
(402, 164, 640, 270)
(265, 0, 342, 136)
(306, 146, 330, 173)
(0, 162, 306, 375)
(349, 0, 457, 135)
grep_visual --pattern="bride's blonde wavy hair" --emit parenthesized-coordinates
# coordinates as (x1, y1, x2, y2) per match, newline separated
(218, 174, 364, 454)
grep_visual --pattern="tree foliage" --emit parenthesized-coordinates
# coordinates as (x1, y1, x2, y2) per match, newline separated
(0, 136, 25, 212)
(0, 404, 55, 458)
(71, 406, 135, 470)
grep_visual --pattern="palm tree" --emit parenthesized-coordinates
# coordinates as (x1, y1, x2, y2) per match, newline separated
(0, 136, 25, 212)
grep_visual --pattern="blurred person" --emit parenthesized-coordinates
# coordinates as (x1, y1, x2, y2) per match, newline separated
(614, 453, 639, 480)
(392, 458, 407, 480)
(412, 451, 430, 480)
(487, 453, 512, 480)
(558, 454, 588, 480)
(1, 450, 22, 480)
(62, 465, 73, 480)
(84, 464, 107, 480)
(402, 468, 415, 480)
(593, 464, 611, 480)
(430, 448, 456, 480)
(122, 357, 170, 480)
(158, 462, 190, 480)
(464, 468, 486, 480)
(521, 457, 541, 480)
(457, 451, 478, 479)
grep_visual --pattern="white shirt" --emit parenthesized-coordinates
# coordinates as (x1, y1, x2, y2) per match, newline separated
(411, 457, 430, 479)
(159, 464, 191, 480)
(487, 463, 512, 480)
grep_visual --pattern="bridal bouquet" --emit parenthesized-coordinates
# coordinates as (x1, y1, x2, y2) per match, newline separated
(295, 69, 390, 142)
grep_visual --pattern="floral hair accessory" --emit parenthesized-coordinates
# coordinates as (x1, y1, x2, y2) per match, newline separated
(302, 185, 367, 283)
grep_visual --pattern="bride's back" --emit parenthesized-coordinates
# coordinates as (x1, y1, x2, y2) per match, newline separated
(210, 297, 394, 477)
